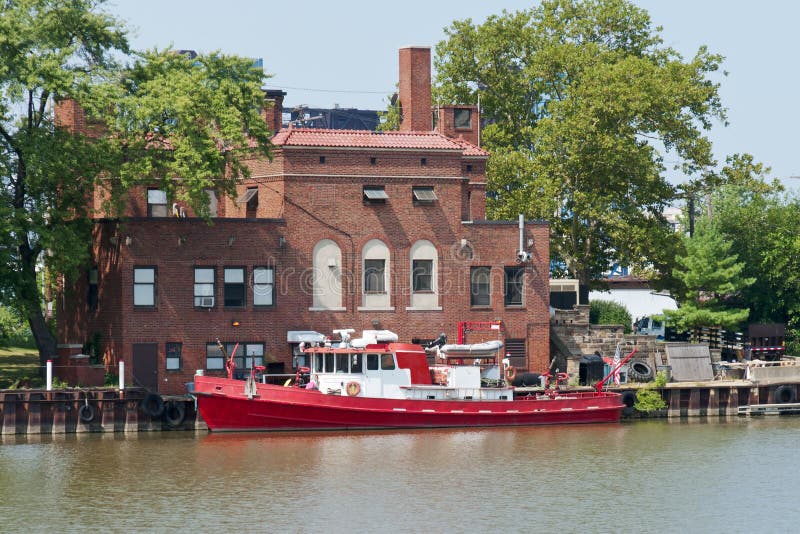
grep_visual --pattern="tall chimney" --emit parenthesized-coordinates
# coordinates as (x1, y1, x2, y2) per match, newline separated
(398, 46, 432, 132)
(263, 89, 286, 134)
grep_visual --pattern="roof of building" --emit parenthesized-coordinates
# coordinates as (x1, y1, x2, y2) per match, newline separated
(271, 128, 488, 156)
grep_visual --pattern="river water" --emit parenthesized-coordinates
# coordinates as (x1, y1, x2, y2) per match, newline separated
(1, 418, 798, 533)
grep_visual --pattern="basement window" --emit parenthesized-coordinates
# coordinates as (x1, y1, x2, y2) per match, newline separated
(412, 187, 437, 203)
(363, 186, 388, 204)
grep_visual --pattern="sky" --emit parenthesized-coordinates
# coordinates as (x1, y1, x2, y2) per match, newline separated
(109, 0, 800, 188)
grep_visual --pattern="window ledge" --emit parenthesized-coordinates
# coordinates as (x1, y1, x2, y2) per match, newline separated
(309, 307, 347, 312)
(405, 306, 443, 312)
(504, 305, 526, 310)
(470, 306, 492, 310)
(357, 306, 395, 312)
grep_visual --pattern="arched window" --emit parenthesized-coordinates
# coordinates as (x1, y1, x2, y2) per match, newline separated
(409, 240, 440, 310)
(360, 239, 392, 310)
(311, 239, 344, 311)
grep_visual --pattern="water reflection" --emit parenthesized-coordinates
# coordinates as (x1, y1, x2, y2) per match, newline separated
(1, 419, 798, 532)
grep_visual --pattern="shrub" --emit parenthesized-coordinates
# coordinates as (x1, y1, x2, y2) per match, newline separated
(0, 306, 34, 347)
(589, 300, 632, 333)
(634, 370, 668, 413)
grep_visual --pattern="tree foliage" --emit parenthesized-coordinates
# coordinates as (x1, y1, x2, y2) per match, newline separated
(0, 0, 273, 365)
(589, 299, 632, 333)
(434, 0, 725, 286)
(665, 218, 754, 330)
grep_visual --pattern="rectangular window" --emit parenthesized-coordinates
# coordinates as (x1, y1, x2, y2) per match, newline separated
(88, 267, 99, 311)
(471, 267, 491, 306)
(147, 189, 168, 217)
(194, 267, 215, 307)
(206, 343, 224, 370)
(237, 187, 258, 218)
(364, 259, 385, 293)
(367, 353, 379, 371)
(253, 267, 274, 307)
(224, 267, 245, 307)
(380, 353, 395, 370)
(206, 342, 265, 372)
(412, 259, 433, 292)
(166, 342, 182, 370)
(412, 187, 437, 202)
(504, 266, 524, 306)
(205, 189, 218, 217)
(363, 186, 388, 203)
(454, 108, 472, 129)
(133, 267, 155, 307)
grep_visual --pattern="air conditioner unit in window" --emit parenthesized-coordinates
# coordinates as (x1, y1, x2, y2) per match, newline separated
(198, 296, 215, 308)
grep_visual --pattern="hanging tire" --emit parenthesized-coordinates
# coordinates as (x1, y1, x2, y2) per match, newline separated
(621, 390, 637, 408)
(78, 404, 95, 423)
(628, 361, 654, 382)
(774, 385, 797, 404)
(141, 393, 165, 418)
(164, 401, 186, 427)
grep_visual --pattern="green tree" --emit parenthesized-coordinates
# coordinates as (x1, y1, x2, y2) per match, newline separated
(0, 0, 273, 368)
(589, 299, 632, 333)
(665, 218, 755, 330)
(434, 0, 725, 287)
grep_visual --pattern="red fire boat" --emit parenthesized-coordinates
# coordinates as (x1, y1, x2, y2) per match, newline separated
(192, 330, 636, 432)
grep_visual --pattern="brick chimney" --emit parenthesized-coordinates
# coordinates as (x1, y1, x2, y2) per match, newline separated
(263, 89, 287, 134)
(54, 98, 87, 133)
(398, 46, 432, 132)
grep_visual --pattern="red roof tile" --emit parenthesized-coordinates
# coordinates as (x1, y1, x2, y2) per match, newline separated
(271, 128, 488, 156)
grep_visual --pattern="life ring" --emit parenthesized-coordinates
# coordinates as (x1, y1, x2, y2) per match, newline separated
(164, 401, 186, 427)
(345, 381, 361, 396)
(78, 404, 95, 423)
(504, 366, 517, 382)
(774, 385, 797, 404)
(141, 393, 165, 418)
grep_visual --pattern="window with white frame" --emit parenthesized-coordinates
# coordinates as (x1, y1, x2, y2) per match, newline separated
(409, 240, 438, 309)
(147, 189, 168, 217)
(194, 267, 215, 307)
(253, 267, 274, 307)
(133, 267, 155, 307)
(361, 239, 391, 309)
(224, 267, 245, 307)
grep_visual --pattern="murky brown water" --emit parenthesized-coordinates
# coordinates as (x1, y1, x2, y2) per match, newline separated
(1, 418, 798, 532)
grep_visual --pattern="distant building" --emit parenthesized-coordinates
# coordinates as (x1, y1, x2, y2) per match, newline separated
(55, 47, 551, 393)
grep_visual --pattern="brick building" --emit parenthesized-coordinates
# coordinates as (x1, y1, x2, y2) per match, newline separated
(56, 46, 550, 394)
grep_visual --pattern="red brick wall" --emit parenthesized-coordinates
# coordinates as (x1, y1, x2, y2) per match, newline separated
(437, 105, 480, 147)
(398, 47, 432, 132)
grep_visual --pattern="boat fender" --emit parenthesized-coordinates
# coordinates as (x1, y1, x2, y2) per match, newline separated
(504, 366, 517, 382)
(620, 390, 637, 408)
(141, 393, 165, 418)
(78, 403, 95, 423)
(774, 385, 797, 404)
(164, 401, 186, 427)
(345, 381, 361, 396)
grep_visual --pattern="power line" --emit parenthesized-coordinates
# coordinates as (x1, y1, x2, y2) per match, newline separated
(264, 85, 390, 95)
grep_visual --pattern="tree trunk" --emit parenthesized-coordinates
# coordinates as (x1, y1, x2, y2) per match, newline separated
(28, 309, 57, 372)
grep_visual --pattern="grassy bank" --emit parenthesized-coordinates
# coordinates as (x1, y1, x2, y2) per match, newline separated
(0, 346, 41, 389)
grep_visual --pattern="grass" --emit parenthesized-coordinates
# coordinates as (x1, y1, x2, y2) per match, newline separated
(0, 345, 41, 389)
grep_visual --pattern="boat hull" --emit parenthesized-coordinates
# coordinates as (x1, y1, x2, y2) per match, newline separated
(193, 376, 625, 432)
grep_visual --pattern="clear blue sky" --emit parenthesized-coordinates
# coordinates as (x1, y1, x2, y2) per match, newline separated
(110, 0, 799, 187)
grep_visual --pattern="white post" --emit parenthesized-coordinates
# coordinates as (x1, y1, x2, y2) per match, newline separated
(119, 360, 125, 390)
(46, 359, 53, 391)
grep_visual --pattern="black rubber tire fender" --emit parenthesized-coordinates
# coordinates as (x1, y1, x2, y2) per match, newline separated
(774, 385, 797, 404)
(141, 393, 165, 418)
(629, 361, 654, 382)
(164, 401, 186, 427)
(78, 404, 95, 423)
(620, 390, 637, 408)
(517, 372, 541, 387)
